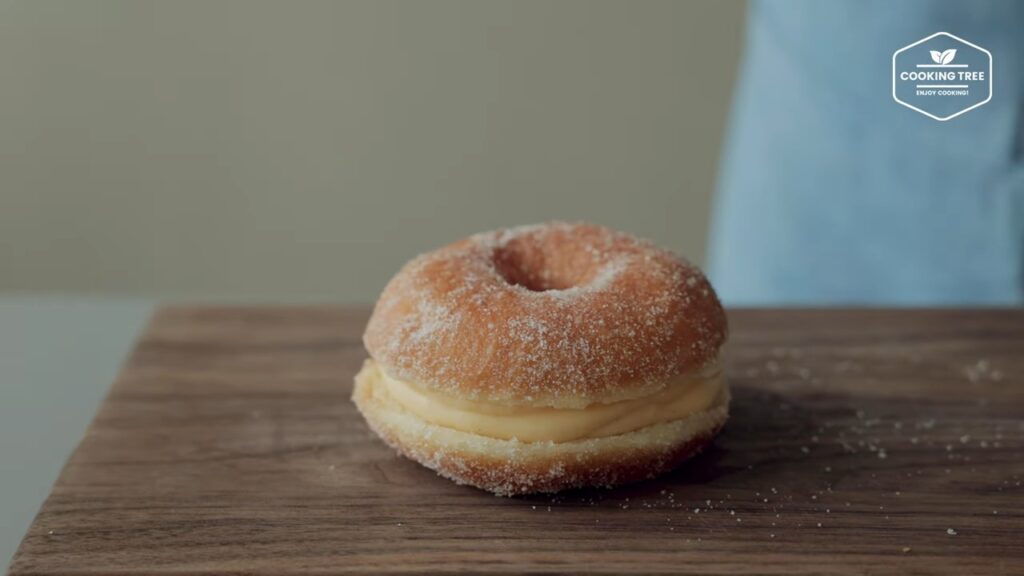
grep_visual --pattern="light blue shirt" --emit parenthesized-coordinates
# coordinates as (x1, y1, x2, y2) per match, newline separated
(709, 0, 1024, 305)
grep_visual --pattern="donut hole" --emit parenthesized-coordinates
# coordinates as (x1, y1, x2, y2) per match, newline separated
(492, 238, 596, 292)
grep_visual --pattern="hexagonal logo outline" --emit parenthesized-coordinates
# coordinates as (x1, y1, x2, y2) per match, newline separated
(892, 31, 992, 122)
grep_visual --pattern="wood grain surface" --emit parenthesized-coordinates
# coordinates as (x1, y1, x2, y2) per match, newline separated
(8, 307, 1024, 575)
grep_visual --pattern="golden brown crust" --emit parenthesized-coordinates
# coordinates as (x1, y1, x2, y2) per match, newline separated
(363, 222, 727, 408)
(352, 361, 729, 495)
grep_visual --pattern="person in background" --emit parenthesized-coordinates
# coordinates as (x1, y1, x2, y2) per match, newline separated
(709, 0, 1024, 305)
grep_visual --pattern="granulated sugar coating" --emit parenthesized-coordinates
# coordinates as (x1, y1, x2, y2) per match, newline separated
(363, 221, 727, 408)
(354, 221, 729, 493)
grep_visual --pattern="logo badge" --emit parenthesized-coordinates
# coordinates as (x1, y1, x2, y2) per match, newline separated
(892, 32, 992, 121)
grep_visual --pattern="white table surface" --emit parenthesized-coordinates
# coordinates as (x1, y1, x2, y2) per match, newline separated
(0, 297, 154, 569)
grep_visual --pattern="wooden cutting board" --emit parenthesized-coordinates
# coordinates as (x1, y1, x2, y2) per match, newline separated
(8, 307, 1024, 575)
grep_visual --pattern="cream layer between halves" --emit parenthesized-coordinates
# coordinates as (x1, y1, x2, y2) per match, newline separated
(357, 359, 724, 443)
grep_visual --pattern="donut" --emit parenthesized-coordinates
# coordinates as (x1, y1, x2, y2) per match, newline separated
(353, 221, 728, 495)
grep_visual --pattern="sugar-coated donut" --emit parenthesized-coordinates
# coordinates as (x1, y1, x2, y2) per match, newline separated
(353, 221, 728, 495)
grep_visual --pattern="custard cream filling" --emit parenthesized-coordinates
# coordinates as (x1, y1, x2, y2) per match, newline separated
(366, 360, 723, 443)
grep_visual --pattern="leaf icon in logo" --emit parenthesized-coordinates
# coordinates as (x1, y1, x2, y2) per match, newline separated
(930, 50, 944, 64)
(940, 49, 957, 64)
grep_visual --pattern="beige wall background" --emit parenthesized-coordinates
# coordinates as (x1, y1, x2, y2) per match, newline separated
(0, 0, 745, 302)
